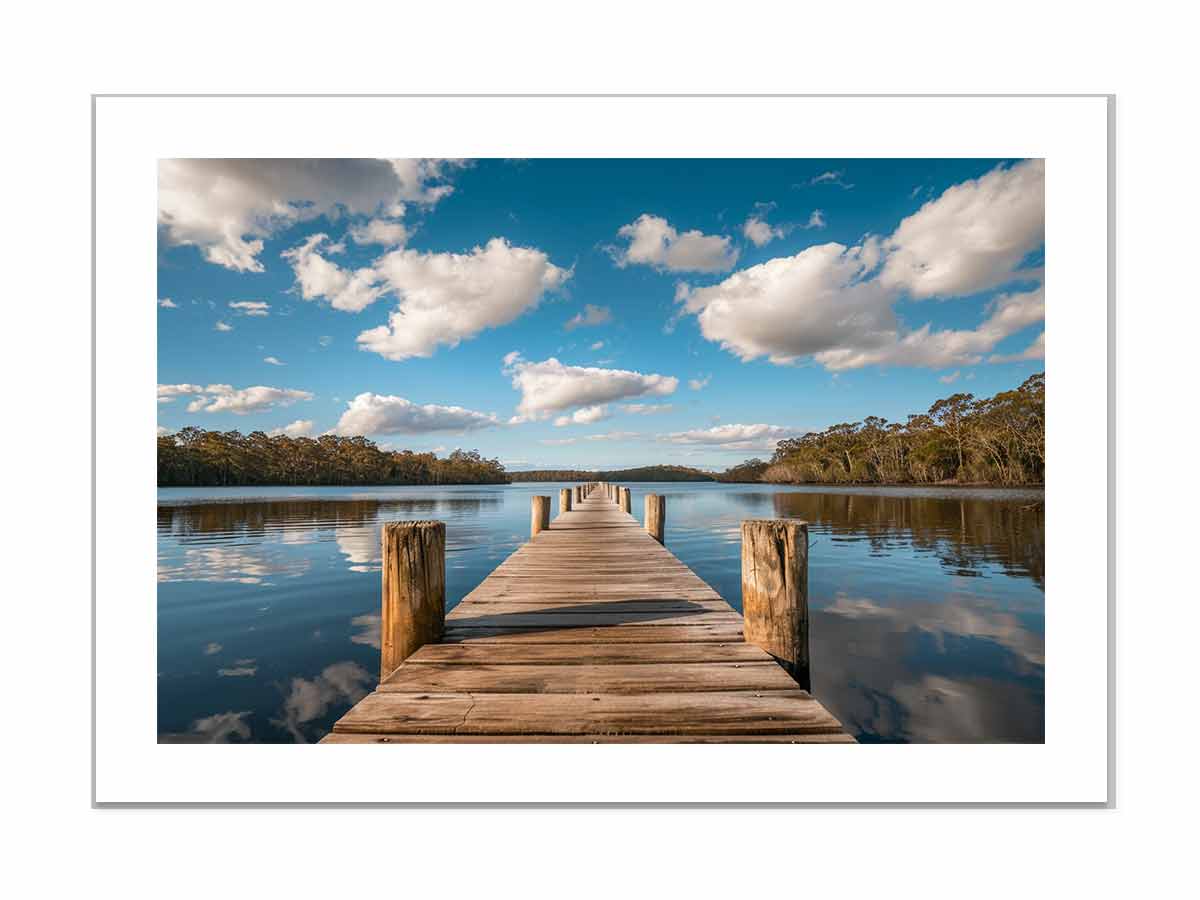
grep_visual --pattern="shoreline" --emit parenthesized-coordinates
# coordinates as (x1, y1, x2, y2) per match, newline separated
(157, 480, 1045, 493)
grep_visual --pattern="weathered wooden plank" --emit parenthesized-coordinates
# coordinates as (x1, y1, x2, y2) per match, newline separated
(458, 593, 723, 605)
(321, 732, 857, 744)
(444, 610, 742, 628)
(380, 661, 800, 694)
(442, 624, 745, 643)
(448, 599, 731, 615)
(332, 690, 845, 735)
(405, 641, 770, 665)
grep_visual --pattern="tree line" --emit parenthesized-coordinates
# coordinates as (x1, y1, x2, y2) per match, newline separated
(723, 372, 1044, 486)
(158, 373, 1042, 488)
(157, 427, 509, 486)
(509, 465, 714, 483)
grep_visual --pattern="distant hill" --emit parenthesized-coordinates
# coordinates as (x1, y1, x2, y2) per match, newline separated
(509, 465, 715, 483)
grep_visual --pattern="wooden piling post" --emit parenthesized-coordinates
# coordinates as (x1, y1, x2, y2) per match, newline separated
(645, 494, 665, 544)
(531, 496, 551, 537)
(740, 519, 810, 691)
(620, 486, 631, 513)
(380, 521, 445, 682)
(559, 487, 572, 515)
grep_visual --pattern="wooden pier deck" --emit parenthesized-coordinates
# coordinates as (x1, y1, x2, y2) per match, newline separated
(322, 487, 852, 743)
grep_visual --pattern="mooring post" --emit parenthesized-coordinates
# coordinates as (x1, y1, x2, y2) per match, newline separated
(380, 521, 445, 682)
(740, 519, 810, 691)
(559, 487, 572, 515)
(645, 494, 665, 544)
(531, 496, 551, 537)
(620, 486, 631, 513)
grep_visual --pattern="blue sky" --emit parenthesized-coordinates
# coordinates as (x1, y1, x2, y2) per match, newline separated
(157, 158, 1045, 471)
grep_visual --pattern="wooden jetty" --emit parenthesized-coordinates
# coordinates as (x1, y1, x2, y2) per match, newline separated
(322, 483, 852, 743)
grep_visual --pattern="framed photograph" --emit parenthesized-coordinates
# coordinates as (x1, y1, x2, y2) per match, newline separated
(95, 95, 1110, 805)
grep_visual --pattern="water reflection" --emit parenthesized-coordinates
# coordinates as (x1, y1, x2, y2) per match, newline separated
(771, 490, 1044, 587)
(159, 710, 253, 744)
(812, 593, 1044, 742)
(158, 483, 1045, 743)
(157, 545, 311, 584)
(271, 661, 373, 744)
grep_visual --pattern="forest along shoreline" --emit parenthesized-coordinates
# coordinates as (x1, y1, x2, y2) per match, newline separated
(158, 372, 1044, 489)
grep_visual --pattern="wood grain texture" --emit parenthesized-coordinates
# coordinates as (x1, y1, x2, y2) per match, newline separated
(326, 492, 849, 743)
(741, 518, 810, 690)
(320, 732, 856, 744)
(645, 493, 665, 544)
(333, 690, 845, 736)
(380, 661, 800, 693)
(530, 495, 550, 537)
(380, 521, 445, 681)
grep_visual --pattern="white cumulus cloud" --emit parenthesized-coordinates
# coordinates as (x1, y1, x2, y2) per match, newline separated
(659, 423, 799, 452)
(349, 217, 410, 248)
(742, 214, 785, 248)
(158, 297, 178, 308)
(503, 353, 678, 422)
(229, 300, 270, 316)
(879, 159, 1045, 299)
(681, 240, 893, 365)
(679, 162, 1045, 372)
(611, 214, 738, 273)
(333, 393, 499, 435)
(215, 321, 233, 332)
(282, 233, 386, 313)
(357, 239, 570, 360)
(263, 356, 285, 366)
(565, 304, 612, 331)
(157, 383, 314, 415)
(989, 330, 1045, 363)
(554, 405, 611, 427)
(814, 288, 1045, 371)
(157, 158, 464, 272)
(268, 419, 315, 437)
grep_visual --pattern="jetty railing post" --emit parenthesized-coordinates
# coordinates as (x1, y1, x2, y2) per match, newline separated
(620, 486, 631, 513)
(559, 487, 572, 515)
(740, 519, 810, 691)
(380, 521, 445, 682)
(645, 494, 665, 544)
(531, 495, 551, 537)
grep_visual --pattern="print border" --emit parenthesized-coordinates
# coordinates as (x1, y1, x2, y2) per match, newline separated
(92, 93, 1115, 809)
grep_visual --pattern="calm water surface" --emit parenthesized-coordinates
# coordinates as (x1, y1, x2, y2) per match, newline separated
(157, 482, 1044, 743)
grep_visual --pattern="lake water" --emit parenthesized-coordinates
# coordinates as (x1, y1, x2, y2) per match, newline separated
(157, 482, 1044, 744)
